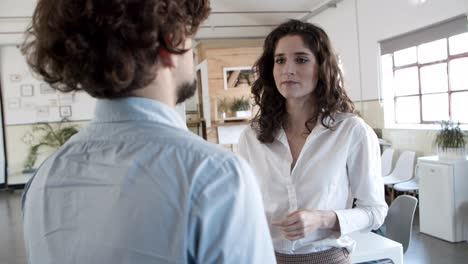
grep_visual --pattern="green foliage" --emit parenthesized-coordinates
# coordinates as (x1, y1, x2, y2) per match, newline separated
(217, 97, 230, 113)
(230, 96, 251, 112)
(434, 120, 467, 151)
(23, 121, 79, 170)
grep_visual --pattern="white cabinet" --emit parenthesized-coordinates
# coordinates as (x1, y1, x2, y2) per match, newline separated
(418, 156, 468, 242)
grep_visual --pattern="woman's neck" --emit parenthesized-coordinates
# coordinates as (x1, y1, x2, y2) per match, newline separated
(284, 97, 317, 135)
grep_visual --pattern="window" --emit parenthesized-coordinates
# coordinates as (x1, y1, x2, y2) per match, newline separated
(381, 15, 468, 126)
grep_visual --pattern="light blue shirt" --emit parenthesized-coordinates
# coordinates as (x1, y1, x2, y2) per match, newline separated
(23, 97, 276, 264)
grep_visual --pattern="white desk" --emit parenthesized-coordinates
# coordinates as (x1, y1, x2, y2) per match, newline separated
(350, 231, 403, 264)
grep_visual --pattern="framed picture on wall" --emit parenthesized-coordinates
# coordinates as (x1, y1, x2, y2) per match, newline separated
(36, 105, 50, 118)
(7, 98, 21, 109)
(59, 105, 72, 118)
(22, 102, 36, 111)
(223, 66, 256, 90)
(40, 83, 55, 94)
(20, 84, 34, 97)
(9, 74, 22, 82)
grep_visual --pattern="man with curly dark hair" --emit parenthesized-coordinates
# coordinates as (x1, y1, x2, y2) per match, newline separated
(21, 1, 276, 263)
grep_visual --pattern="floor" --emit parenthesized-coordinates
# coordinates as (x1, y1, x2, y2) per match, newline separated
(1, 190, 468, 264)
(404, 209, 468, 264)
(0, 190, 27, 264)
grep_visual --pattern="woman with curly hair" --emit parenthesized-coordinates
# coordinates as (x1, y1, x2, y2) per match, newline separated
(239, 19, 388, 264)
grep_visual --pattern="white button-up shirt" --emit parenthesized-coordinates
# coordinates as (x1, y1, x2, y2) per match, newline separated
(23, 97, 276, 264)
(238, 113, 388, 254)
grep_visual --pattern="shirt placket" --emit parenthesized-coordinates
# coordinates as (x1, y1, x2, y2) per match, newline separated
(286, 183, 298, 213)
(277, 130, 299, 253)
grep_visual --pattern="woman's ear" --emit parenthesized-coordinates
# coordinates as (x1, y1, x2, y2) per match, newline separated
(158, 47, 175, 68)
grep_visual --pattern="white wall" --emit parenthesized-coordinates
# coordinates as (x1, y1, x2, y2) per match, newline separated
(310, 0, 468, 102)
(0, 0, 36, 45)
(357, 0, 468, 100)
(0, 87, 4, 185)
(0, 0, 36, 17)
(308, 0, 361, 101)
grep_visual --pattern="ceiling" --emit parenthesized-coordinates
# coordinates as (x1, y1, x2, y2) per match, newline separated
(195, 0, 344, 40)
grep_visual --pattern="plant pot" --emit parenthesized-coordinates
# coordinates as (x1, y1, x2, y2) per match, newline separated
(235, 110, 251, 118)
(438, 147, 466, 160)
(220, 112, 226, 120)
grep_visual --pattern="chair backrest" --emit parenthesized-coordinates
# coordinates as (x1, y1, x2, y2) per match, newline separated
(384, 195, 418, 253)
(381, 148, 394, 176)
(389, 151, 415, 182)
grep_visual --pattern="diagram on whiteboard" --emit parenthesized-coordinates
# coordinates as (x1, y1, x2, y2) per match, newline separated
(1, 46, 97, 125)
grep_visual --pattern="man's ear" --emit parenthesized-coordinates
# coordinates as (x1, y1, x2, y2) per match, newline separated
(158, 47, 175, 68)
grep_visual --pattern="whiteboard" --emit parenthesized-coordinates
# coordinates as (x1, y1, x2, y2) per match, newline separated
(0, 46, 96, 125)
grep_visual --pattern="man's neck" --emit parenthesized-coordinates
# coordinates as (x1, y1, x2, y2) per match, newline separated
(132, 69, 177, 108)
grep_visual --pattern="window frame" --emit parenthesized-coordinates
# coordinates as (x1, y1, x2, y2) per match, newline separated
(391, 38, 468, 125)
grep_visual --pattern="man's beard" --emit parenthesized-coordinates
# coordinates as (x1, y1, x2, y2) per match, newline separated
(176, 79, 197, 104)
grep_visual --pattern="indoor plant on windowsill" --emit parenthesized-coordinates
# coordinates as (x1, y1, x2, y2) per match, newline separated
(21, 119, 79, 174)
(230, 96, 251, 119)
(434, 120, 467, 160)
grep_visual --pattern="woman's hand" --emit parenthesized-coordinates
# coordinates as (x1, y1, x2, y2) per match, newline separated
(271, 210, 339, 241)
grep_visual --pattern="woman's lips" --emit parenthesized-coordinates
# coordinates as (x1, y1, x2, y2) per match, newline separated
(281, 81, 299, 85)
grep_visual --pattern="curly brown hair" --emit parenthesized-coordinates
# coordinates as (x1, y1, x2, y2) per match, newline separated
(21, 0, 210, 98)
(251, 19, 355, 143)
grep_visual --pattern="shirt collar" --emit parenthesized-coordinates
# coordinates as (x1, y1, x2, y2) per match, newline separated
(274, 112, 356, 144)
(93, 97, 187, 131)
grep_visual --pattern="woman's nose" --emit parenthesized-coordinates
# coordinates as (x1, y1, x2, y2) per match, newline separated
(283, 61, 296, 75)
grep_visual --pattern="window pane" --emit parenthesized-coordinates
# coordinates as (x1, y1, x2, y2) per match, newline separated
(420, 63, 448, 93)
(451, 92, 468, 123)
(418, 38, 447, 64)
(394, 47, 417, 67)
(449, 32, 468, 55)
(449, 57, 468, 91)
(394, 67, 419, 96)
(422, 93, 449, 122)
(395, 96, 420, 124)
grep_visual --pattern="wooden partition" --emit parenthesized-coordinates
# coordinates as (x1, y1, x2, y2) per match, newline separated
(196, 39, 264, 144)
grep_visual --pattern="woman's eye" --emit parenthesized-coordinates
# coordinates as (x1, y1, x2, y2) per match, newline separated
(296, 57, 309, 63)
(275, 58, 285, 64)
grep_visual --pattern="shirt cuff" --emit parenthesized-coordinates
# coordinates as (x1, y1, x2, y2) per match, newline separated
(334, 208, 373, 236)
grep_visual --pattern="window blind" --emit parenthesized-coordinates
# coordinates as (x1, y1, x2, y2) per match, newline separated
(380, 15, 468, 55)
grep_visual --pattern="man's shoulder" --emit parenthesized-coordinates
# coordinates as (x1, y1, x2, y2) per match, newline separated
(84, 120, 239, 164)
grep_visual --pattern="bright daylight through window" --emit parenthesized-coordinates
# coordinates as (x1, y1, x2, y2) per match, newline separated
(381, 30, 468, 126)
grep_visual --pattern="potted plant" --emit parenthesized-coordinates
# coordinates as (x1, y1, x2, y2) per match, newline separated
(217, 97, 230, 120)
(434, 120, 467, 160)
(22, 120, 79, 173)
(230, 96, 251, 118)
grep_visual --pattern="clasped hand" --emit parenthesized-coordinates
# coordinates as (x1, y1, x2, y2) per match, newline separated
(271, 209, 338, 241)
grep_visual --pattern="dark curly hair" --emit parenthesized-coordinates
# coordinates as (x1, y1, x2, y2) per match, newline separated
(251, 19, 355, 143)
(21, 0, 210, 98)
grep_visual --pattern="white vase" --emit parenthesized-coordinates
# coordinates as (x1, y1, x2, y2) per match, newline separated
(235, 110, 251, 118)
(220, 112, 226, 120)
(438, 147, 466, 160)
